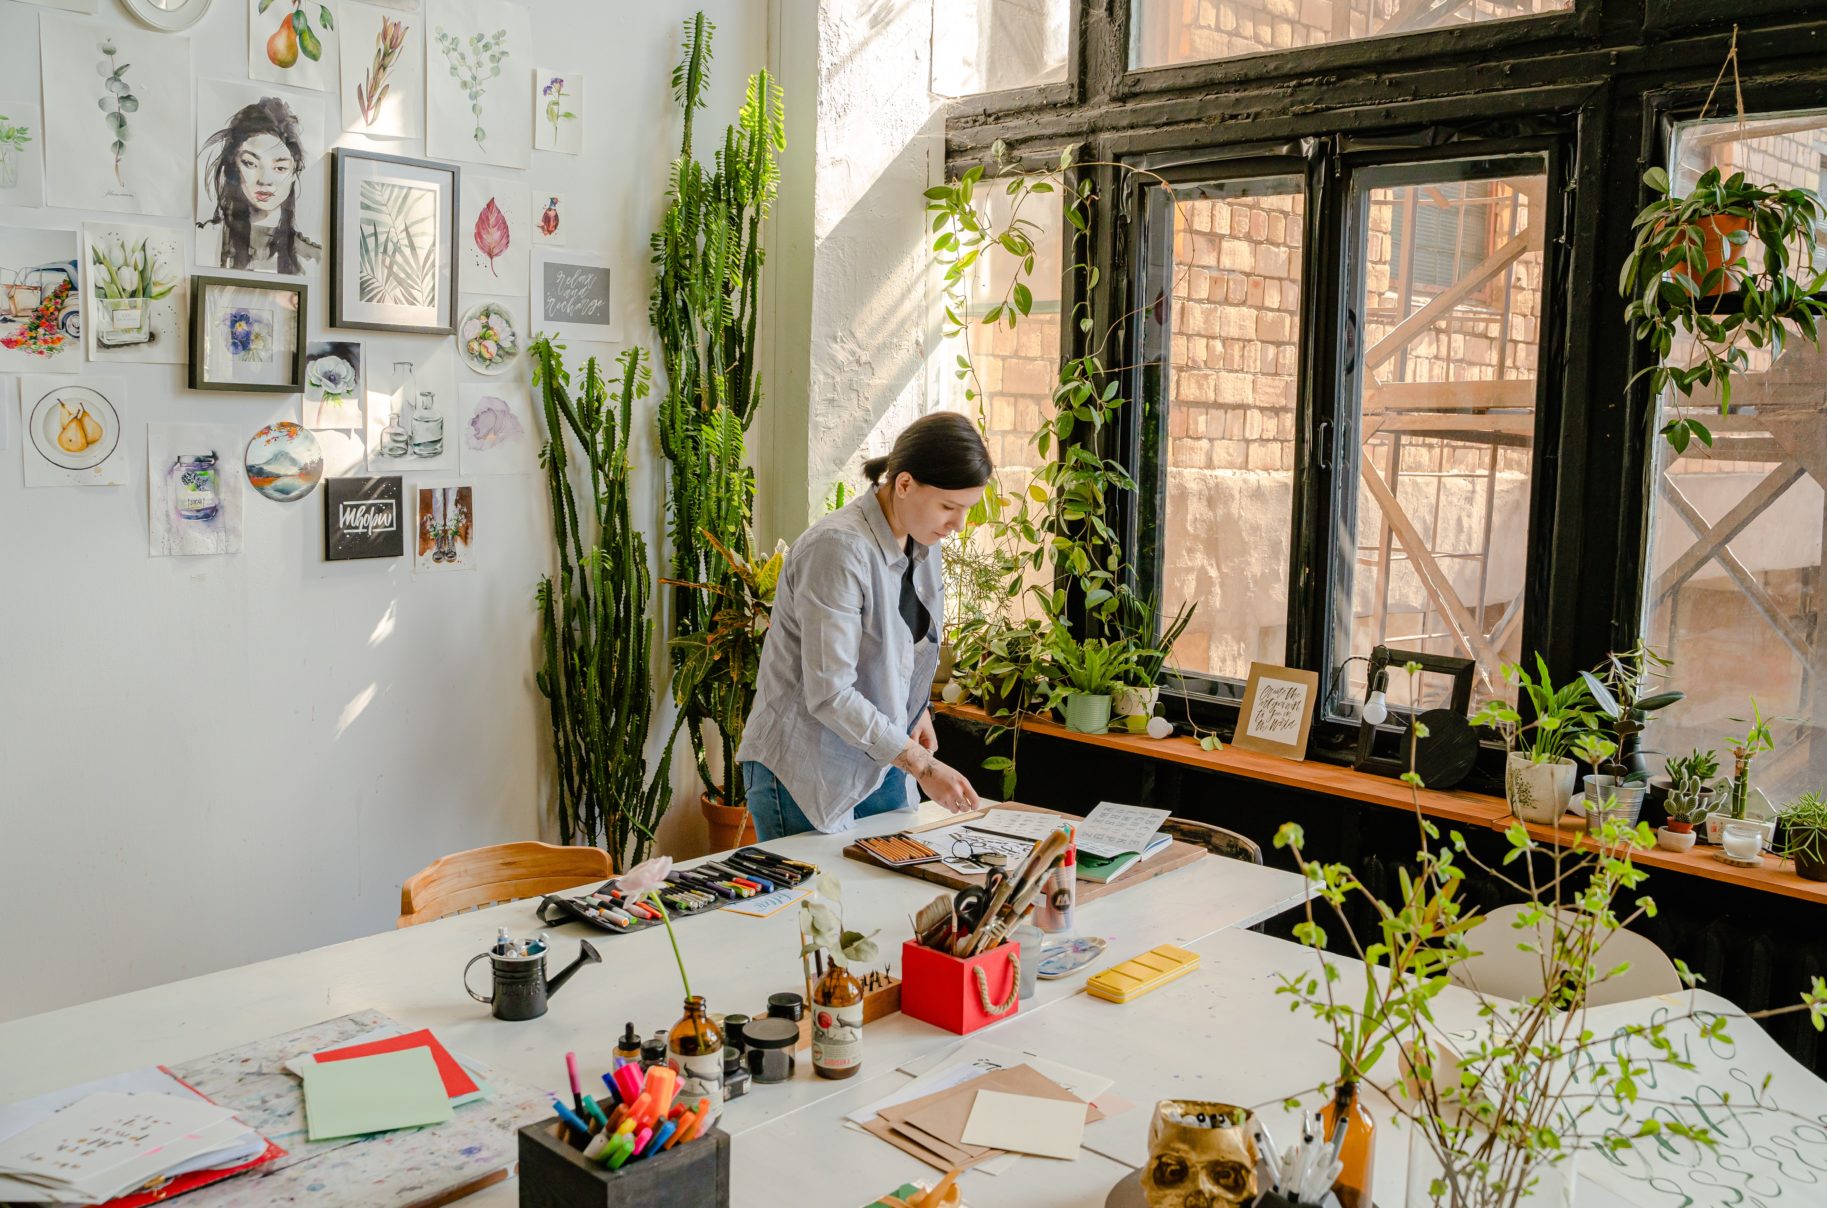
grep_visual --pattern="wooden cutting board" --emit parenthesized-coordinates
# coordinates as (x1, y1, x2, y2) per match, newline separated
(842, 802, 1205, 905)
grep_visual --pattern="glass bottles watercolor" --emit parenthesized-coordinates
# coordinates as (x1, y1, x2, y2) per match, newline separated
(409, 390, 443, 458)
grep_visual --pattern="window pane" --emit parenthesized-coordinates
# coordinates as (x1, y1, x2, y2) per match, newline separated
(938, 188, 1064, 631)
(933, 0, 1069, 97)
(1641, 112, 1827, 802)
(1160, 179, 1306, 681)
(1132, 0, 1573, 70)
(1331, 160, 1547, 712)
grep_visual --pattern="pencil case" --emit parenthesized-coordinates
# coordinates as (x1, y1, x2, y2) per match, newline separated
(1085, 943, 1200, 1003)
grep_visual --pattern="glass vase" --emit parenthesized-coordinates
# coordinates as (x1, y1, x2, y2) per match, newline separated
(666, 995, 725, 1118)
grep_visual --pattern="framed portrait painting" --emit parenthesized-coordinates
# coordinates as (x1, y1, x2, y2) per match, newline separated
(329, 148, 460, 334)
(188, 275, 306, 392)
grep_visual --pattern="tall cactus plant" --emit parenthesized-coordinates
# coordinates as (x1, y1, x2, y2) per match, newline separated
(651, 12, 785, 810)
(532, 338, 672, 863)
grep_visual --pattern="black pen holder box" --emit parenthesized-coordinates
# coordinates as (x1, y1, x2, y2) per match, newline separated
(518, 1118, 731, 1207)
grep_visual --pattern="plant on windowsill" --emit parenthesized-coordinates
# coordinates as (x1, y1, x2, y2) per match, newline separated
(1777, 791, 1827, 882)
(1619, 33, 1827, 454)
(1471, 654, 1598, 828)
(1276, 668, 1827, 1208)
(1710, 699, 1777, 847)
(1045, 628, 1140, 735)
(1658, 748, 1720, 852)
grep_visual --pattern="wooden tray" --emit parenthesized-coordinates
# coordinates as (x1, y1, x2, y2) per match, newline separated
(843, 802, 1205, 906)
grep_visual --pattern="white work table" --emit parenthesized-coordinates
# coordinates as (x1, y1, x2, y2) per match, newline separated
(0, 803, 1310, 1205)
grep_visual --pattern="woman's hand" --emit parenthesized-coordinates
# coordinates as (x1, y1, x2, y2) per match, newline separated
(911, 708, 938, 753)
(916, 760, 981, 813)
(893, 738, 981, 813)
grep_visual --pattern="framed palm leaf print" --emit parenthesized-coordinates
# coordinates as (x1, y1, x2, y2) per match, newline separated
(329, 149, 461, 334)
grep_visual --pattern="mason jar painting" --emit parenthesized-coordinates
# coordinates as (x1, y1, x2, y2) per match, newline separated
(170, 452, 221, 521)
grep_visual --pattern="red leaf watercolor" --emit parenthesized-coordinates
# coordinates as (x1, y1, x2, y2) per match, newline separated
(474, 197, 510, 276)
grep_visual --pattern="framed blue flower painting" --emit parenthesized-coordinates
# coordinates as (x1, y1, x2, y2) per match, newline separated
(188, 274, 306, 393)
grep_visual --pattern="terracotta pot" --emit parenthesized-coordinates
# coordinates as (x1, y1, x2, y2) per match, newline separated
(701, 790, 757, 852)
(1665, 819, 1693, 834)
(1674, 213, 1751, 296)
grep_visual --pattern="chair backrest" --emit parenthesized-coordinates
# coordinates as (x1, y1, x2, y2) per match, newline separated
(1162, 817, 1265, 865)
(1450, 902, 1682, 1007)
(398, 841, 615, 928)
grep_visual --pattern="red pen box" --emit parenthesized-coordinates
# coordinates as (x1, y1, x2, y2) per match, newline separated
(899, 939, 1021, 1035)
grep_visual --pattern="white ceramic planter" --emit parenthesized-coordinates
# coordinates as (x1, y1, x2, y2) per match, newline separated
(1656, 826, 1698, 853)
(1113, 684, 1159, 718)
(1506, 754, 1577, 824)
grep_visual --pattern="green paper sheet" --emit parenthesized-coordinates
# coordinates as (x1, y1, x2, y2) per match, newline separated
(302, 1046, 456, 1141)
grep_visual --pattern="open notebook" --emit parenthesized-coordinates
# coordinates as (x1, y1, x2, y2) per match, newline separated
(970, 803, 1173, 883)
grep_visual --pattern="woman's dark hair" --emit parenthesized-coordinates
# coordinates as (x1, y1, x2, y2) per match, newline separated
(863, 412, 994, 490)
(197, 98, 308, 275)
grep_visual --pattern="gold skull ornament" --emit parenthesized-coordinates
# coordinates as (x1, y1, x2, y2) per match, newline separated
(1140, 1100, 1260, 1208)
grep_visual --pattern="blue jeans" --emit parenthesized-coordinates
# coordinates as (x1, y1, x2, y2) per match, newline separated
(741, 761, 911, 841)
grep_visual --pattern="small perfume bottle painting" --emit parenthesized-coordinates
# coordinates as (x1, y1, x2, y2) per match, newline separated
(245, 420, 324, 502)
(148, 422, 244, 556)
(415, 483, 474, 572)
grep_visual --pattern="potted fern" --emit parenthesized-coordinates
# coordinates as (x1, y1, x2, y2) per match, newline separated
(1046, 628, 1138, 735)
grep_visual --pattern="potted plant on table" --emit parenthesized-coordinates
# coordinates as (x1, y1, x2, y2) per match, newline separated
(1472, 655, 1596, 826)
(1045, 627, 1139, 735)
(1110, 598, 1195, 723)
(1778, 792, 1827, 882)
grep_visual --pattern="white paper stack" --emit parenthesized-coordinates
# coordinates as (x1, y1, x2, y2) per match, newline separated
(0, 1080, 266, 1205)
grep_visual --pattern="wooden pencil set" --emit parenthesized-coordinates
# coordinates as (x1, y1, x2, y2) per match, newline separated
(857, 834, 941, 867)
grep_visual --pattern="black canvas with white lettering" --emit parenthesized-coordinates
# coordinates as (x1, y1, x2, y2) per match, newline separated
(323, 476, 404, 560)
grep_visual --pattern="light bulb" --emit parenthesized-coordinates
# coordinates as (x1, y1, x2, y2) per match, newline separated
(1362, 689, 1388, 726)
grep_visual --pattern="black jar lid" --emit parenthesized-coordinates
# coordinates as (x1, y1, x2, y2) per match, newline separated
(722, 1013, 751, 1049)
(766, 992, 805, 1021)
(743, 1017, 800, 1050)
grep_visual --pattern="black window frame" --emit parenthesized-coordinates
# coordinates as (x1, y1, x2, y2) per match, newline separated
(938, 0, 1827, 782)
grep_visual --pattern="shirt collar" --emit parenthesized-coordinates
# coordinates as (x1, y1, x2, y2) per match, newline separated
(860, 487, 932, 568)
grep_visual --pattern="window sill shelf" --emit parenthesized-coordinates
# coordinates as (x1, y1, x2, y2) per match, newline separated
(936, 702, 1827, 906)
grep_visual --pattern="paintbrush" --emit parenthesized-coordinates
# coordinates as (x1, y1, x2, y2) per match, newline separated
(965, 826, 1070, 956)
(911, 893, 955, 951)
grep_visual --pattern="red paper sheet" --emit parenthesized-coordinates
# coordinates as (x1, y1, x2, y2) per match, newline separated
(309, 1028, 480, 1099)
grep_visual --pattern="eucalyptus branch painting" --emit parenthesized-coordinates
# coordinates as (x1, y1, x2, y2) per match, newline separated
(425, 0, 528, 169)
(340, 0, 420, 138)
(40, 16, 192, 214)
(250, 0, 340, 93)
(533, 70, 582, 154)
(358, 178, 438, 308)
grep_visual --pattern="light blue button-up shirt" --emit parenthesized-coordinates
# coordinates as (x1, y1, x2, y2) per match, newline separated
(736, 489, 942, 832)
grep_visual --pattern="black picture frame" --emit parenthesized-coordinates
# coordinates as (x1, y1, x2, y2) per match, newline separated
(1352, 645, 1479, 785)
(187, 274, 308, 393)
(323, 476, 405, 561)
(328, 148, 462, 335)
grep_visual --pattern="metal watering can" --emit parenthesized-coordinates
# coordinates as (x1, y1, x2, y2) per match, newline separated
(464, 935, 601, 1021)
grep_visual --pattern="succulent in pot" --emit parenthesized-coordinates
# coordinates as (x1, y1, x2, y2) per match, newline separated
(1779, 792, 1827, 883)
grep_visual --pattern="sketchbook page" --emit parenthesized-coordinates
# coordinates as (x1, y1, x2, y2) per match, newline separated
(967, 808, 1066, 842)
(1075, 803, 1173, 858)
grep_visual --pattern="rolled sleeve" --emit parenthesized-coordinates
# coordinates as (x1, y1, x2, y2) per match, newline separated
(797, 540, 911, 766)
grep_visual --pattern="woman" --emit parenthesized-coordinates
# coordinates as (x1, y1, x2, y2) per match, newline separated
(737, 412, 992, 840)
(196, 97, 320, 275)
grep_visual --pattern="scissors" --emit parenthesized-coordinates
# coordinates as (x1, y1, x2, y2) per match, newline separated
(953, 855, 1010, 934)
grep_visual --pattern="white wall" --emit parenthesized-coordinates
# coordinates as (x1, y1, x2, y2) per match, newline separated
(0, 0, 766, 1021)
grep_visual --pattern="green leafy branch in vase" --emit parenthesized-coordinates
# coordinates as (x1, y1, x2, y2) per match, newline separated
(94, 39, 137, 189)
(259, 0, 333, 71)
(436, 27, 509, 152)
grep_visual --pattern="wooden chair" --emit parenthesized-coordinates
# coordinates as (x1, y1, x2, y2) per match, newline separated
(1450, 902, 1682, 1007)
(1162, 817, 1265, 865)
(398, 841, 615, 928)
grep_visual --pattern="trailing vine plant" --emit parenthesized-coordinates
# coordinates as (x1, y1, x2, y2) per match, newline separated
(531, 338, 673, 863)
(651, 12, 785, 815)
(924, 148, 1194, 793)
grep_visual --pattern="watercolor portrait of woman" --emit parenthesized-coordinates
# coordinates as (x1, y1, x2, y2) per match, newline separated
(195, 94, 322, 276)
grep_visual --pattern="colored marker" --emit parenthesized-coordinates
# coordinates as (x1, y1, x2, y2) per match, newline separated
(552, 1099, 591, 1146)
(664, 1110, 697, 1149)
(605, 1134, 636, 1170)
(566, 1051, 583, 1115)
(580, 1093, 609, 1129)
(644, 1121, 676, 1157)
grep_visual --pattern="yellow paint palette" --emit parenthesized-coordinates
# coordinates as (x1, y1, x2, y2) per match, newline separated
(1085, 944, 1201, 1003)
